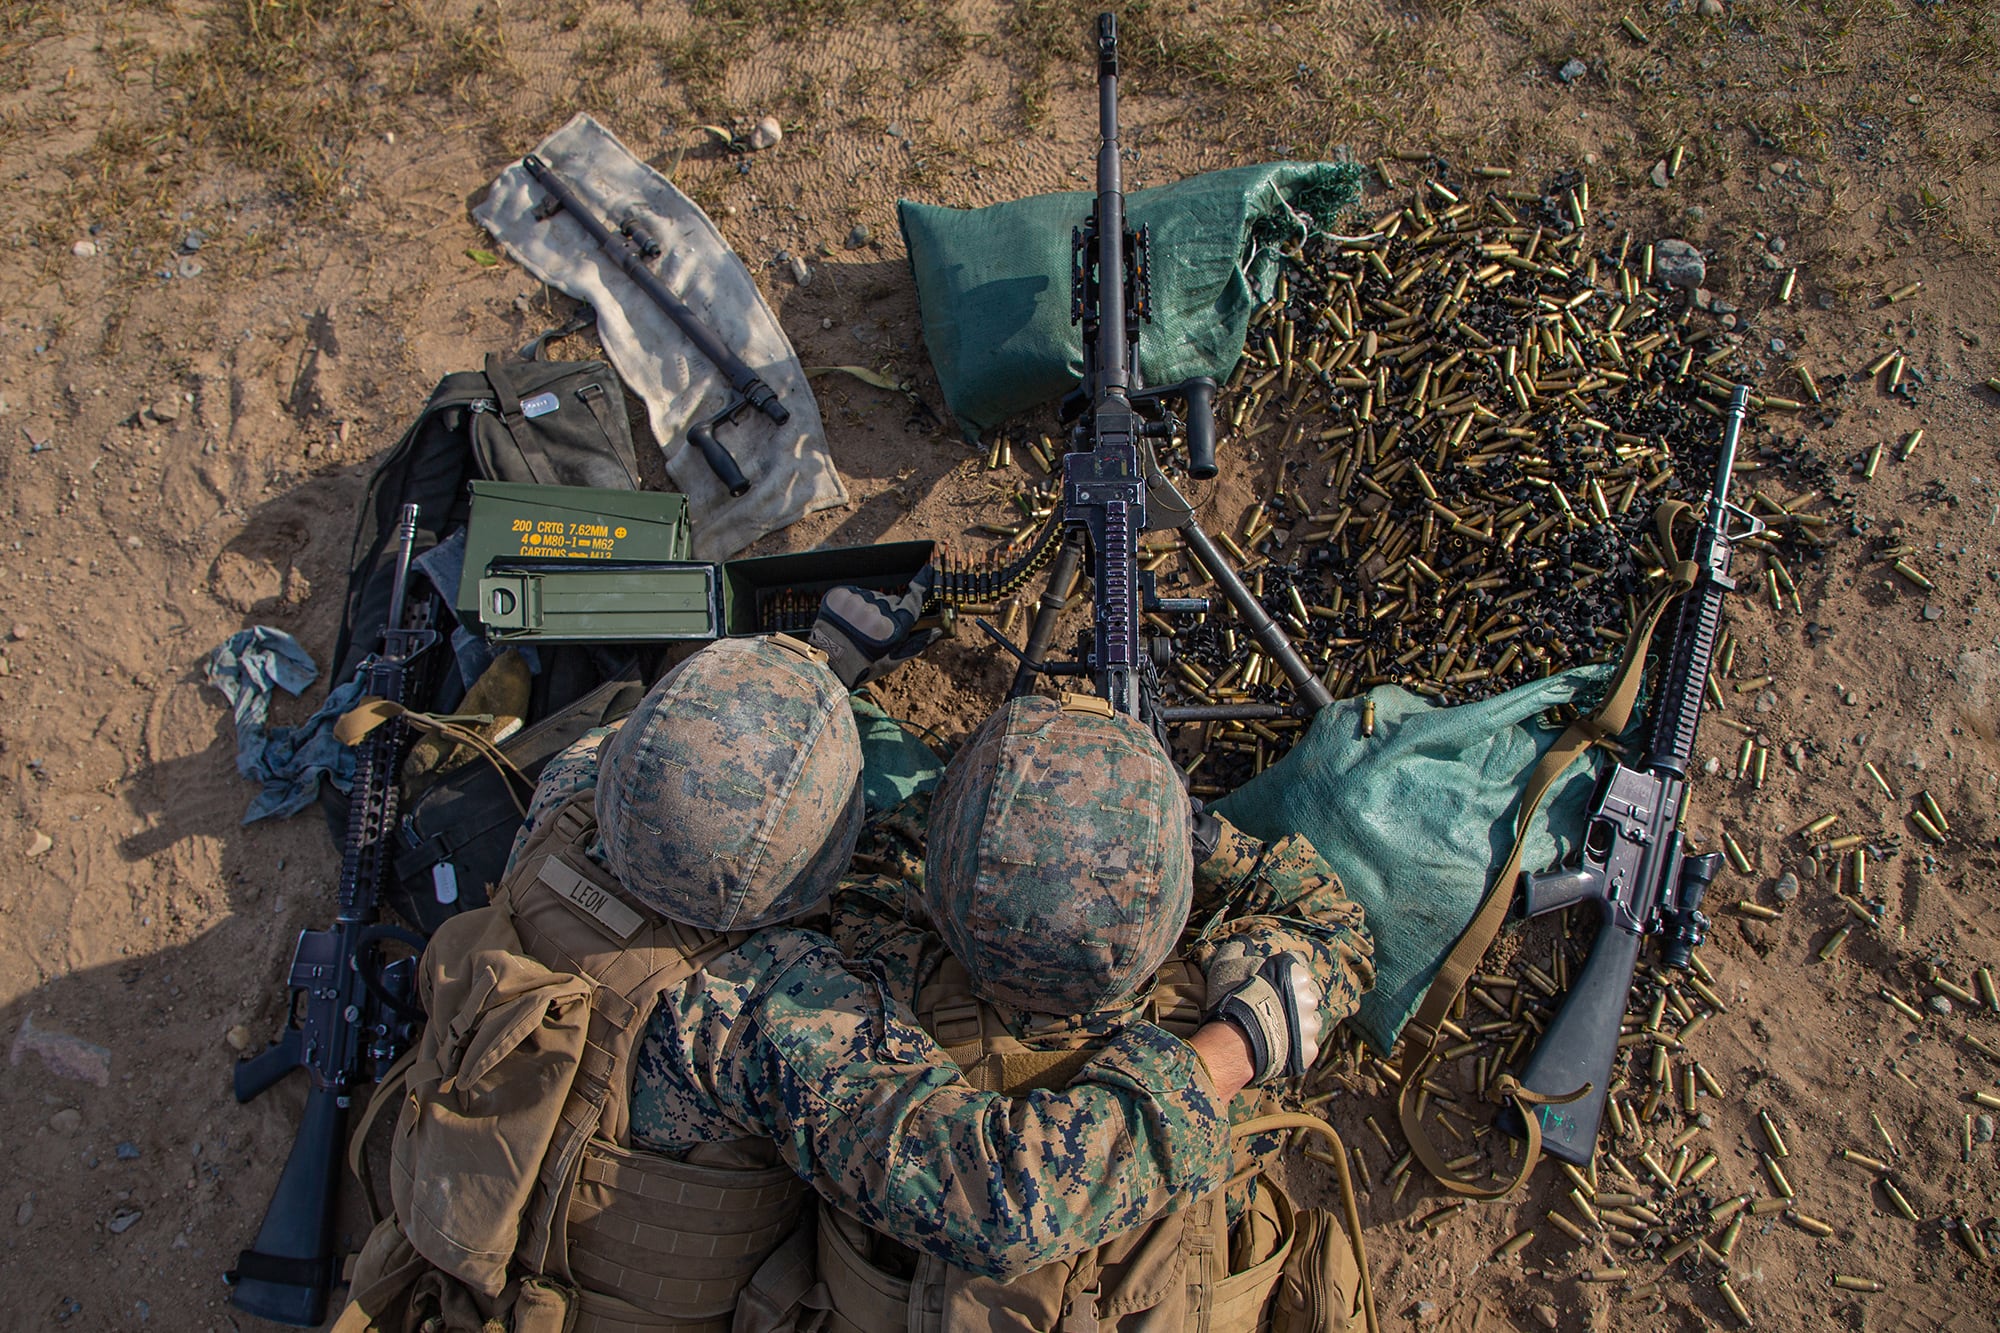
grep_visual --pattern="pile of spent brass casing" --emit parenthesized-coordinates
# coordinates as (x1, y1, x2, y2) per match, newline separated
(1130, 169, 1846, 795)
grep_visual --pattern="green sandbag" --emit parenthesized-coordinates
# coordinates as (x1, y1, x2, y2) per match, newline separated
(899, 161, 1363, 440)
(1215, 668, 1614, 1054)
(852, 695, 946, 815)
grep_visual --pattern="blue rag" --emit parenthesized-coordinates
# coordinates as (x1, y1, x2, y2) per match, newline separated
(204, 627, 370, 823)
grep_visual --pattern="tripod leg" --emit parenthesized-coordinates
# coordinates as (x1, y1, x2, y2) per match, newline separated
(1008, 537, 1084, 699)
(1182, 519, 1332, 711)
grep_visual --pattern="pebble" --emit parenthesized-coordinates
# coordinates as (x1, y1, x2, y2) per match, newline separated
(1928, 994, 1952, 1016)
(224, 1024, 254, 1052)
(1653, 238, 1706, 289)
(1412, 1300, 1441, 1327)
(116, 1141, 140, 1161)
(72, 240, 97, 258)
(176, 256, 203, 280)
(1702, 756, 1721, 776)
(1842, 689, 1859, 706)
(1975, 1114, 1995, 1144)
(1785, 741, 1805, 771)
(147, 397, 180, 423)
(1699, 0, 1724, 14)
(845, 224, 872, 249)
(9, 623, 29, 641)
(1922, 603, 1942, 621)
(14, 1194, 31, 1227)
(788, 255, 811, 285)
(1532, 1305, 1560, 1330)
(27, 831, 53, 858)
(50, 1107, 81, 1134)
(1773, 871, 1800, 902)
(107, 1208, 142, 1235)
(1768, 235, 1786, 254)
(1557, 58, 1587, 84)
(747, 115, 783, 151)
(1754, 690, 1777, 714)
(180, 230, 205, 253)
(1650, 160, 1670, 188)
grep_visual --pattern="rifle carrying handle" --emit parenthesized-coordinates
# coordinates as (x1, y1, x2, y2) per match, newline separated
(688, 421, 752, 497)
(1182, 376, 1217, 479)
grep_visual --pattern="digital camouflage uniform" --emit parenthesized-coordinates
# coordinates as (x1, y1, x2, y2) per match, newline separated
(501, 726, 1234, 1281)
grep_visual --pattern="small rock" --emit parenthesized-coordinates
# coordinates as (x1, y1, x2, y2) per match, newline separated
(1768, 235, 1786, 254)
(1650, 160, 1670, 188)
(14, 1194, 31, 1227)
(10, 1014, 112, 1086)
(1557, 58, 1587, 84)
(747, 115, 783, 151)
(820, 316, 833, 330)
(1922, 603, 1943, 621)
(26, 831, 52, 858)
(147, 397, 180, 423)
(1928, 994, 1953, 1016)
(844, 223, 872, 249)
(1699, 0, 1724, 15)
(1412, 1300, 1441, 1327)
(1770, 337, 1787, 354)
(107, 1208, 142, 1235)
(1773, 871, 1800, 902)
(1693, 287, 1713, 310)
(176, 256, 203, 280)
(9, 623, 29, 641)
(116, 1141, 140, 1161)
(1711, 299, 1737, 316)
(125, 535, 142, 549)
(1975, 1114, 1995, 1144)
(1531, 1305, 1560, 1330)
(72, 240, 98, 259)
(789, 255, 811, 285)
(1842, 690, 1859, 706)
(1702, 757, 1721, 776)
(224, 1024, 254, 1053)
(1653, 238, 1706, 289)
(49, 1107, 82, 1135)
(180, 230, 205, 253)
(1754, 690, 1777, 714)
(1785, 741, 1805, 771)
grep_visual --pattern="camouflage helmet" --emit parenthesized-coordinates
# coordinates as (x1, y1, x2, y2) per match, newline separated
(596, 635, 863, 929)
(923, 694, 1192, 1016)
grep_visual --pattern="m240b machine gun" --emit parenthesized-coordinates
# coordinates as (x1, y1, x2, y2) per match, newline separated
(226, 505, 435, 1325)
(994, 12, 1331, 729)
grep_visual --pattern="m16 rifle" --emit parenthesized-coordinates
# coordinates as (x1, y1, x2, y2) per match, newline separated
(993, 12, 1331, 729)
(1499, 386, 1762, 1164)
(226, 505, 435, 1325)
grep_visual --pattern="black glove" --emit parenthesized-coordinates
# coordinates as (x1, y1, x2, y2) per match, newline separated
(808, 566, 944, 689)
(1203, 937, 1325, 1086)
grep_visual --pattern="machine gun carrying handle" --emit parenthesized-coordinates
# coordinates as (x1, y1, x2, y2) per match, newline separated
(1181, 376, 1217, 479)
(689, 417, 752, 497)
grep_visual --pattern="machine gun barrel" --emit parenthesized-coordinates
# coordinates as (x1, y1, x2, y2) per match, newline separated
(522, 154, 780, 497)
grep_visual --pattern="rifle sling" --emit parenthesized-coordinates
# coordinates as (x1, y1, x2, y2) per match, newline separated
(1397, 502, 1695, 1200)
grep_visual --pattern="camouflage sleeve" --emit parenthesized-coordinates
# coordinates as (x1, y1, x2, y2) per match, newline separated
(825, 873, 935, 1002)
(500, 725, 617, 876)
(725, 944, 1232, 1280)
(1186, 813, 1375, 1020)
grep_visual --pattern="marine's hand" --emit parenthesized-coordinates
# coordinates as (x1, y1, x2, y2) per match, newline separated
(1202, 934, 1324, 1086)
(810, 566, 943, 688)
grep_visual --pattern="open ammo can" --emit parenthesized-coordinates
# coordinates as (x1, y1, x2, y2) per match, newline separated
(458, 481, 934, 642)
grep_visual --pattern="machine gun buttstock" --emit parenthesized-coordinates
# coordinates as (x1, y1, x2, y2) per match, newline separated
(233, 1028, 304, 1104)
(1519, 864, 1605, 919)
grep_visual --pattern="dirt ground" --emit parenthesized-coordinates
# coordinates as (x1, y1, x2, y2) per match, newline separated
(1, 0, 1996, 1328)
